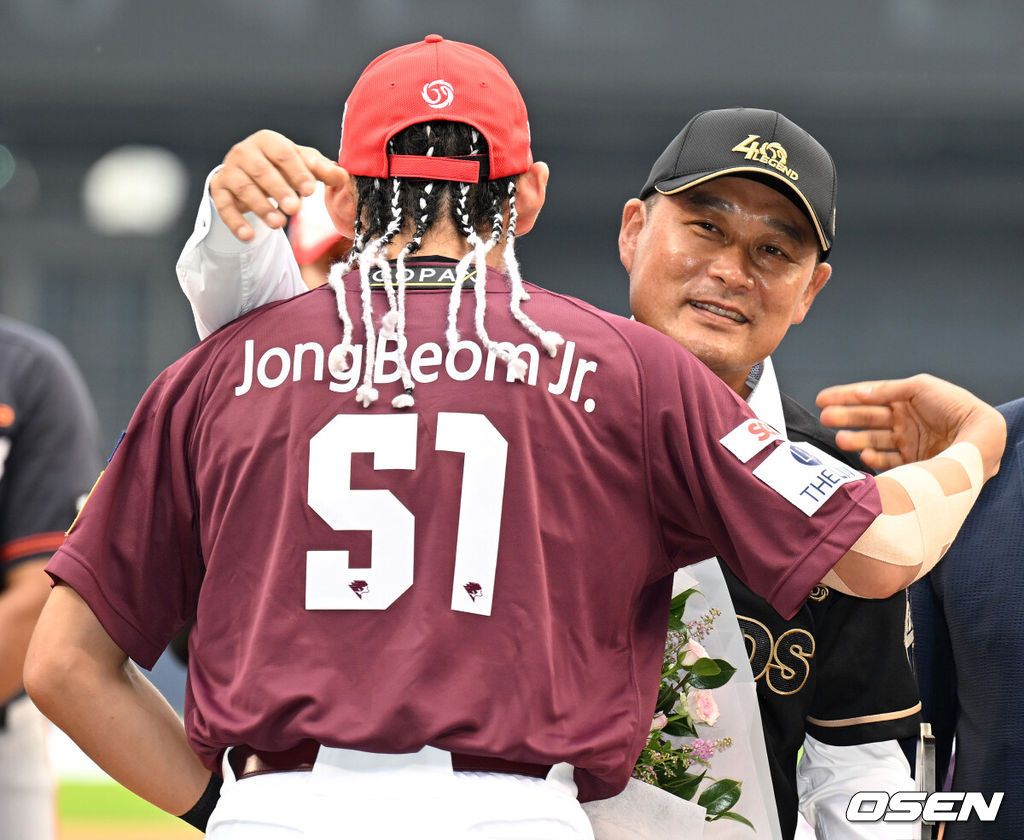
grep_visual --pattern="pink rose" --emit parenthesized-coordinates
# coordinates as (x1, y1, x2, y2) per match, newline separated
(650, 712, 668, 732)
(681, 639, 709, 667)
(684, 688, 720, 726)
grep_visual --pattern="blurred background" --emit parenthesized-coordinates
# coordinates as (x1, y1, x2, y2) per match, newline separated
(1, 0, 1022, 826)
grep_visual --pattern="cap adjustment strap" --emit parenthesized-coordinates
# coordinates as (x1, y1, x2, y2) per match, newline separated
(388, 154, 490, 182)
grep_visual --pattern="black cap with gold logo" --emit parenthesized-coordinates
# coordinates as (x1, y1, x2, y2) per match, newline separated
(640, 107, 837, 256)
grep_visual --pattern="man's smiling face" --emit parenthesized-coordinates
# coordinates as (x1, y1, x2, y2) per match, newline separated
(619, 175, 832, 395)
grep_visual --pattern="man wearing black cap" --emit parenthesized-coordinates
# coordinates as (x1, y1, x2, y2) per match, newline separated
(620, 107, 921, 840)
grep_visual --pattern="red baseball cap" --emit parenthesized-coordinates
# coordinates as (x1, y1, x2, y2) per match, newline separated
(338, 34, 533, 182)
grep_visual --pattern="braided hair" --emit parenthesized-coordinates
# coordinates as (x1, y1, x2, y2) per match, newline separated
(326, 120, 563, 408)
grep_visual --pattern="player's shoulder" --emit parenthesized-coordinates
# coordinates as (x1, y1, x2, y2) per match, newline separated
(200, 287, 320, 344)
(180, 288, 321, 357)
(522, 282, 708, 369)
(148, 288, 326, 403)
(521, 281, 630, 330)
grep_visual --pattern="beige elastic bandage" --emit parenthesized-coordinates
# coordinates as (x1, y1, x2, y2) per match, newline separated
(821, 441, 984, 595)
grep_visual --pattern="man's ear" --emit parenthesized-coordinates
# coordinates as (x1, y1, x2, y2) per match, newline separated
(618, 198, 646, 275)
(324, 171, 358, 238)
(791, 261, 832, 325)
(511, 161, 549, 236)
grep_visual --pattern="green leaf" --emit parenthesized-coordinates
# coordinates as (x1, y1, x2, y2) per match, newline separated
(669, 588, 700, 615)
(688, 659, 737, 690)
(711, 810, 756, 830)
(661, 661, 683, 682)
(686, 657, 723, 677)
(655, 684, 679, 715)
(663, 717, 697, 738)
(662, 770, 705, 801)
(697, 778, 742, 815)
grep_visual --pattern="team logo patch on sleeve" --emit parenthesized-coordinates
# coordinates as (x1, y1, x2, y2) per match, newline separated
(752, 442, 867, 515)
(720, 419, 783, 463)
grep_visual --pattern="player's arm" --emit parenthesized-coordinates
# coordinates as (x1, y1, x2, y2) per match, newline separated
(176, 130, 349, 339)
(818, 374, 1006, 597)
(23, 583, 213, 818)
(0, 559, 51, 703)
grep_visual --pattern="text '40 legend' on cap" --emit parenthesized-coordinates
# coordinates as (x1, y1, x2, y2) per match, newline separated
(641, 107, 837, 255)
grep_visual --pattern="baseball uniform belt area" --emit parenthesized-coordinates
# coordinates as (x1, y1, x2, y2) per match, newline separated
(228, 741, 553, 780)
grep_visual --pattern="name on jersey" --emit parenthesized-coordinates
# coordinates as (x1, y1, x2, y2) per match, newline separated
(233, 335, 599, 413)
(720, 420, 866, 515)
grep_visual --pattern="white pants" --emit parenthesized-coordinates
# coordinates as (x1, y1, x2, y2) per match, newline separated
(0, 695, 55, 840)
(207, 745, 594, 840)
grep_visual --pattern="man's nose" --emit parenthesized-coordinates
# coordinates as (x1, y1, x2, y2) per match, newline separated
(708, 245, 754, 290)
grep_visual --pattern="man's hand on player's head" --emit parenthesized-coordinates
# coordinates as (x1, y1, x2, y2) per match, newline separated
(209, 129, 349, 242)
(817, 373, 1006, 478)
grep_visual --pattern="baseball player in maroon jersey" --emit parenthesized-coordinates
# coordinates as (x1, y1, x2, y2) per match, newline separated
(24, 35, 1004, 839)
(178, 109, 926, 839)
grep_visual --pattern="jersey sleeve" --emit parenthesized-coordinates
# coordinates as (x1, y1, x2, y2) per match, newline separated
(45, 352, 209, 669)
(638, 339, 881, 620)
(176, 167, 306, 340)
(0, 332, 101, 570)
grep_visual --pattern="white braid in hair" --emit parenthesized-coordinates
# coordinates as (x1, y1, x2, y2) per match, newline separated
(469, 195, 527, 381)
(326, 226, 366, 377)
(352, 228, 396, 408)
(445, 133, 525, 380)
(377, 177, 405, 341)
(504, 182, 563, 357)
(444, 134, 479, 351)
(389, 180, 435, 410)
(349, 177, 405, 408)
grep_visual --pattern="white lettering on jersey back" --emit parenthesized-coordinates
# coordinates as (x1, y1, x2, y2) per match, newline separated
(233, 336, 600, 413)
(753, 442, 866, 515)
(719, 418, 784, 463)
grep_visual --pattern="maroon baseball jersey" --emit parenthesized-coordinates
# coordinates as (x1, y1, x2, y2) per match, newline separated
(47, 263, 881, 801)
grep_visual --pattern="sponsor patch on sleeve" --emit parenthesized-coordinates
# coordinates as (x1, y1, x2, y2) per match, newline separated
(752, 442, 867, 515)
(720, 419, 784, 463)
